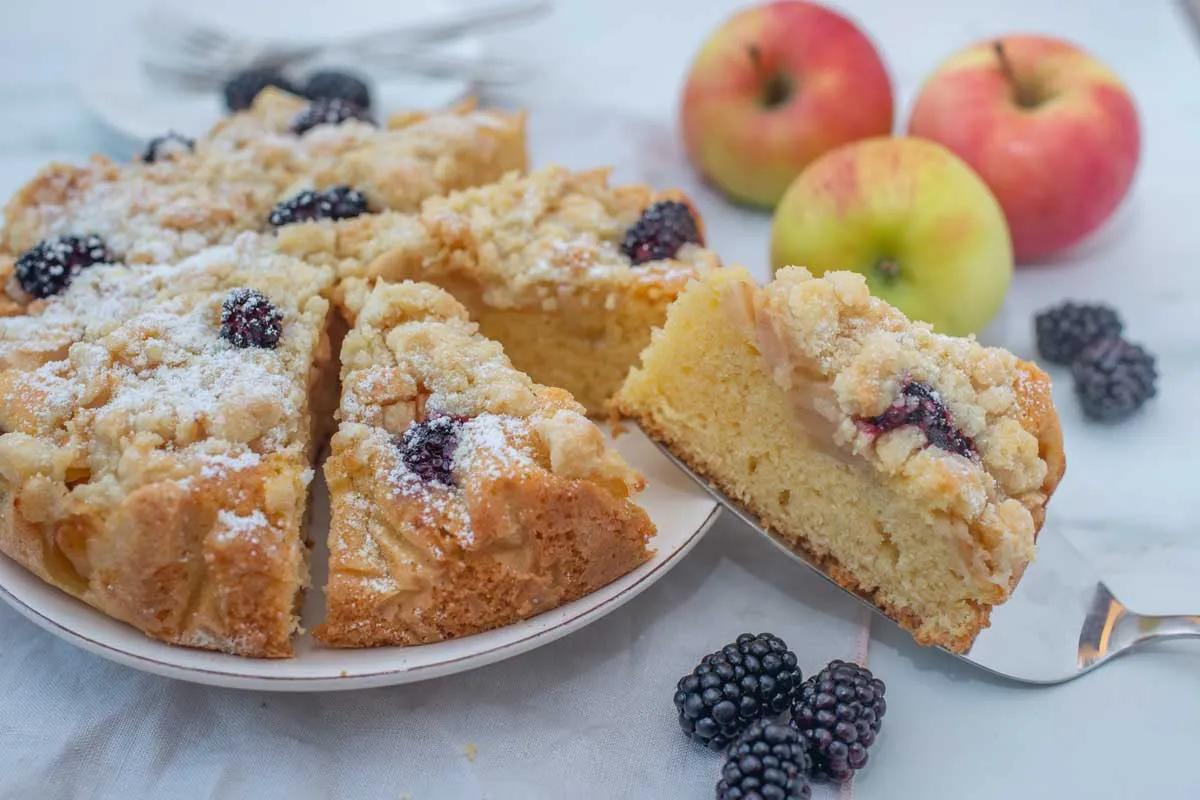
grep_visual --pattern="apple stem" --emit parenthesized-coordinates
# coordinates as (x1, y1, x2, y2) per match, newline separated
(876, 259, 900, 283)
(746, 44, 792, 109)
(993, 40, 1038, 108)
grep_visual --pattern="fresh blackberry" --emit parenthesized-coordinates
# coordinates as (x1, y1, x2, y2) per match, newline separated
(141, 131, 195, 164)
(395, 415, 467, 486)
(861, 380, 975, 459)
(268, 186, 369, 227)
(220, 288, 282, 349)
(1072, 336, 1157, 422)
(717, 720, 812, 800)
(290, 97, 375, 135)
(674, 632, 801, 751)
(303, 69, 372, 111)
(620, 200, 703, 265)
(14, 234, 113, 299)
(223, 67, 297, 112)
(1035, 301, 1123, 365)
(790, 660, 886, 783)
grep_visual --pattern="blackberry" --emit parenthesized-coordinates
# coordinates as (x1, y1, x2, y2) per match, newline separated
(220, 288, 282, 349)
(223, 67, 297, 112)
(396, 415, 466, 486)
(1072, 336, 1157, 422)
(14, 234, 113, 299)
(303, 69, 372, 111)
(290, 97, 375, 135)
(717, 720, 812, 800)
(790, 660, 886, 783)
(674, 632, 801, 751)
(141, 131, 195, 164)
(268, 186, 369, 227)
(1035, 301, 1123, 365)
(620, 200, 703, 265)
(861, 380, 975, 459)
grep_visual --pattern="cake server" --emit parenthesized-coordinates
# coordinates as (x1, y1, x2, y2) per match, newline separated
(648, 439, 1200, 685)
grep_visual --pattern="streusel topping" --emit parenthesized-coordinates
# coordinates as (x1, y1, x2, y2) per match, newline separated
(325, 166, 719, 312)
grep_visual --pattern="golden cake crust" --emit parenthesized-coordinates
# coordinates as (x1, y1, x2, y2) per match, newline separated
(316, 280, 655, 647)
(0, 236, 337, 657)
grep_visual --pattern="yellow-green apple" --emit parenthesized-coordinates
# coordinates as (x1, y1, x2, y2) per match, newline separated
(770, 137, 1012, 336)
(680, 1, 893, 208)
(908, 35, 1139, 262)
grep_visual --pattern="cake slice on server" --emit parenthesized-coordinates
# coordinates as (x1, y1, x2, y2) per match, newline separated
(615, 267, 1064, 652)
(316, 280, 655, 647)
(281, 166, 721, 414)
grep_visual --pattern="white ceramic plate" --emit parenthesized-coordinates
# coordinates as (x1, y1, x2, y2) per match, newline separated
(76, 0, 478, 143)
(0, 428, 719, 691)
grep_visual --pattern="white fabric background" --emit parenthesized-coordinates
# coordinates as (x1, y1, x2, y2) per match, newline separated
(3, 1, 1200, 798)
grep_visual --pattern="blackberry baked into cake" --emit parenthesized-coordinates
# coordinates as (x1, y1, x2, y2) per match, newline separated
(616, 267, 1064, 652)
(1, 89, 525, 315)
(292, 166, 720, 414)
(0, 234, 337, 657)
(316, 280, 654, 647)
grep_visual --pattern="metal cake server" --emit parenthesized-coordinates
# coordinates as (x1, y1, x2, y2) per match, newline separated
(648, 440, 1200, 684)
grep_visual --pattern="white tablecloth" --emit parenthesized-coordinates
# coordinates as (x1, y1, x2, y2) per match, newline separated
(2, 1, 1200, 798)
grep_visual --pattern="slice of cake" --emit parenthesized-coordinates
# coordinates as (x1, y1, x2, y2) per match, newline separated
(316, 280, 654, 647)
(0, 89, 525, 315)
(0, 235, 337, 657)
(288, 166, 721, 414)
(615, 267, 1064, 652)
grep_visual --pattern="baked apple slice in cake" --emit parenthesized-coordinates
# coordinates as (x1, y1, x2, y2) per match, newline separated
(316, 280, 654, 647)
(615, 267, 1064, 652)
(0, 235, 337, 657)
(292, 165, 721, 414)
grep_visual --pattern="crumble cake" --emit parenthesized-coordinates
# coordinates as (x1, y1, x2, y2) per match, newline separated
(0, 234, 337, 657)
(0, 88, 526, 315)
(282, 166, 721, 414)
(316, 280, 655, 647)
(615, 267, 1065, 652)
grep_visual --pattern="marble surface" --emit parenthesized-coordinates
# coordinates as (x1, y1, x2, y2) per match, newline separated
(1, 1, 1199, 798)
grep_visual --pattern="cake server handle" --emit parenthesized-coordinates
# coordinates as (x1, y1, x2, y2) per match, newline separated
(1077, 584, 1200, 671)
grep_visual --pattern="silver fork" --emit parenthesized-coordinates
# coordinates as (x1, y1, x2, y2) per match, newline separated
(138, 0, 548, 87)
(648, 438, 1200, 684)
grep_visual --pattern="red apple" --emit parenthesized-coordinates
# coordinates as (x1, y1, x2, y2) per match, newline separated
(908, 35, 1140, 262)
(680, 1, 893, 208)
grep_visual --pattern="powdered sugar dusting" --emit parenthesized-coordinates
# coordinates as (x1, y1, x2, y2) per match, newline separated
(214, 508, 269, 545)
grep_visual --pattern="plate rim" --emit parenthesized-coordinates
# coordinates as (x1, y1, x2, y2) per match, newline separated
(0, 506, 720, 692)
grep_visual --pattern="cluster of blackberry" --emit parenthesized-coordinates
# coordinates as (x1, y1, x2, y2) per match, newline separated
(222, 67, 372, 114)
(673, 632, 888, 797)
(1035, 302, 1157, 422)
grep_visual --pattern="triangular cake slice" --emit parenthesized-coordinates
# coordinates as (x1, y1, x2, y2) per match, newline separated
(615, 267, 1064, 652)
(287, 165, 721, 414)
(317, 280, 654, 647)
(0, 235, 337, 656)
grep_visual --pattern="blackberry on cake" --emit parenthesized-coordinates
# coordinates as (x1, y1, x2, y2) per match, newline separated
(220, 287, 283, 349)
(13, 234, 113, 298)
(290, 97, 375, 135)
(141, 131, 195, 164)
(616, 267, 1065, 652)
(394, 415, 465, 486)
(303, 69, 372, 111)
(717, 720, 812, 800)
(1072, 336, 1157, 421)
(674, 632, 801, 751)
(268, 186, 370, 227)
(1035, 301, 1123, 364)
(620, 200, 704, 265)
(791, 660, 886, 783)
(223, 67, 297, 111)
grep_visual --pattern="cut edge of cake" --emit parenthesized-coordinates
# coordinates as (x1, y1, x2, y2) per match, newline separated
(615, 266, 1065, 653)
